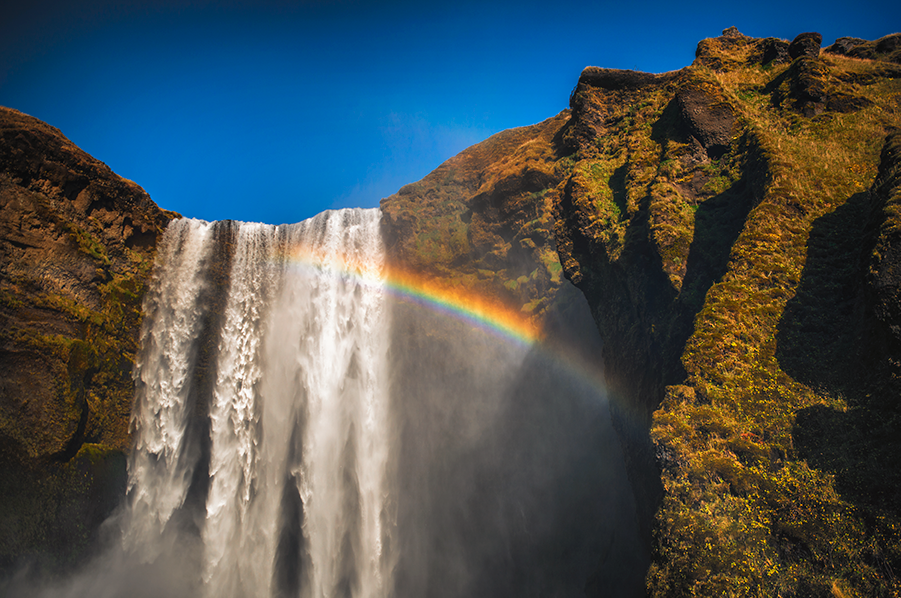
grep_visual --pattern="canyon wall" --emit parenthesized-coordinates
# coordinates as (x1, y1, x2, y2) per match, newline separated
(553, 28, 901, 596)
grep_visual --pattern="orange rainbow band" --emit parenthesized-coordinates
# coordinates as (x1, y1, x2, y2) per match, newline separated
(283, 244, 617, 411)
(384, 266, 541, 346)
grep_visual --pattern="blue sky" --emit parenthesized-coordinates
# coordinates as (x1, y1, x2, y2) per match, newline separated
(1, 0, 897, 225)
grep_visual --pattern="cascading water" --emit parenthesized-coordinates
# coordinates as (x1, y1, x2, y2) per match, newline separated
(16, 207, 646, 598)
(129, 210, 392, 597)
(127, 217, 216, 560)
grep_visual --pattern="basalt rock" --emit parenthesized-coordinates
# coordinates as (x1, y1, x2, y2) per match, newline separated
(752, 37, 791, 65)
(824, 36, 868, 55)
(696, 29, 793, 71)
(788, 31, 823, 59)
(788, 57, 829, 115)
(4, 25, 901, 598)
(380, 110, 573, 324)
(877, 33, 901, 54)
(868, 131, 901, 356)
(554, 28, 901, 597)
(675, 80, 737, 158)
(694, 27, 752, 71)
(827, 33, 901, 64)
(576, 67, 670, 92)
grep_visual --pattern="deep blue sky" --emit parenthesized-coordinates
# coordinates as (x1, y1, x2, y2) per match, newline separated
(1, 1, 897, 225)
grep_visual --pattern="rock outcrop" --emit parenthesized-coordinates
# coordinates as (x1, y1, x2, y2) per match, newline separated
(381, 111, 573, 324)
(554, 28, 901, 596)
(0, 107, 174, 571)
(381, 28, 901, 596)
(869, 132, 901, 347)
(825, 32, 901, 64)
(788, 31, 823, 60)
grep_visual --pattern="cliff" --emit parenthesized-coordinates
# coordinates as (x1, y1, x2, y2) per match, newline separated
(554, 28, 901, 596)
(0, 106, 174, 570)
(384, 26, 901, 596)
(380, 110, 573, 324)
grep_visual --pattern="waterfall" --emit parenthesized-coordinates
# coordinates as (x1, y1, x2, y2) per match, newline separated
(129, 209, 392, 597)
(112, 207, 646, 598)
(128, 217, 216, 558)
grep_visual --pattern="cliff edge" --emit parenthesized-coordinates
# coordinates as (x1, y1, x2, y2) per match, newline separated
(2, 25, 901, 597)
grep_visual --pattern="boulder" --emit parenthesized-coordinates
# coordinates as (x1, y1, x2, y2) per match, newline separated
(876, 33, 901, 54)
(676, 84, 737, 158)
(755, 37, 791, 65)
(576, 67, 669, 92)
(825, 36, 867, 55)
(789, 32, 823, 59)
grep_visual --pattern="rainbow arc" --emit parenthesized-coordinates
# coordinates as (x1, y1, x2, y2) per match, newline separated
(285, 243, 541, 347)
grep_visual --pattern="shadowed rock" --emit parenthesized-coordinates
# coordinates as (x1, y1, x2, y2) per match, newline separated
(577, 67, 671, 91)
(789, 32, 823, 59)
(676, 84, 737, 158)
(754, 37, 791, 65)
(0, 106, 175, 574)
(824, 36, 868, 55)
(826, 33, 901, 64)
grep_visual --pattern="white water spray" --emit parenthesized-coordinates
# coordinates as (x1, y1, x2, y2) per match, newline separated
(128, 217, 216, 561)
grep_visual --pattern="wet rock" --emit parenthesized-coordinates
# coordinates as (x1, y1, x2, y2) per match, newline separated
(0, 106, 174, 571)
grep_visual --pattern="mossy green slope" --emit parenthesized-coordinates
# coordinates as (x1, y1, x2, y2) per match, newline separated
(555, 28, 901, 596)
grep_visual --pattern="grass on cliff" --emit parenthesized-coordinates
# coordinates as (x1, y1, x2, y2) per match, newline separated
(382, 112, 575, 327)
(644, 51, 901, 597)
(0, 223, 155, 456)
(558, 40, 901, 596)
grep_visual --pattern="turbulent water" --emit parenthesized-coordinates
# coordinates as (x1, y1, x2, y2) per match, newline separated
(10, 207, 645, 597)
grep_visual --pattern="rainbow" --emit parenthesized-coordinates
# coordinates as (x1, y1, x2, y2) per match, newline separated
(285, 244, 541, 348)
(382, 267, 541, 347)
(284, 241, 615, 412)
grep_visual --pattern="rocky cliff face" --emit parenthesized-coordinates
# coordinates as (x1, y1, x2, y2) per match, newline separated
(0, 106, 174, 571)
(389, 26, 901, 597)
(380, 110, 573, 323)
(554, 28, 901, 596)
